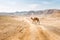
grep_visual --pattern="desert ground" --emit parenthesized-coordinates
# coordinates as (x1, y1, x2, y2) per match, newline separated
(0, 15, 60, 40)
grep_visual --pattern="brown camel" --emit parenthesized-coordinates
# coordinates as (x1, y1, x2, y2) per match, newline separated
(31, 17, 40, 24)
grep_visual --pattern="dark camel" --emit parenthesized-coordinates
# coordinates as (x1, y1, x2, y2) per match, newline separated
(31, 17, 40, 24)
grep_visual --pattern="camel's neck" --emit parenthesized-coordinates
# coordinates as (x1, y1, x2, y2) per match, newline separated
(31, 18, 34, 20)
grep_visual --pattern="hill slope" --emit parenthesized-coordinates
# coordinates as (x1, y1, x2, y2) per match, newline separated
(0, 16, 60, 40)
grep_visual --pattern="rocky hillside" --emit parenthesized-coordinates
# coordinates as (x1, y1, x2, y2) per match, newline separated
(0, 9, 60, 16)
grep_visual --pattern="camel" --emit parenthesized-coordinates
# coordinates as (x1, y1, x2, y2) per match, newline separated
(31, 17, 40, 24)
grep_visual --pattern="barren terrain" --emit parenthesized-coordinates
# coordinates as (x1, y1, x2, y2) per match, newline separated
(0, 16, 60, 40)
